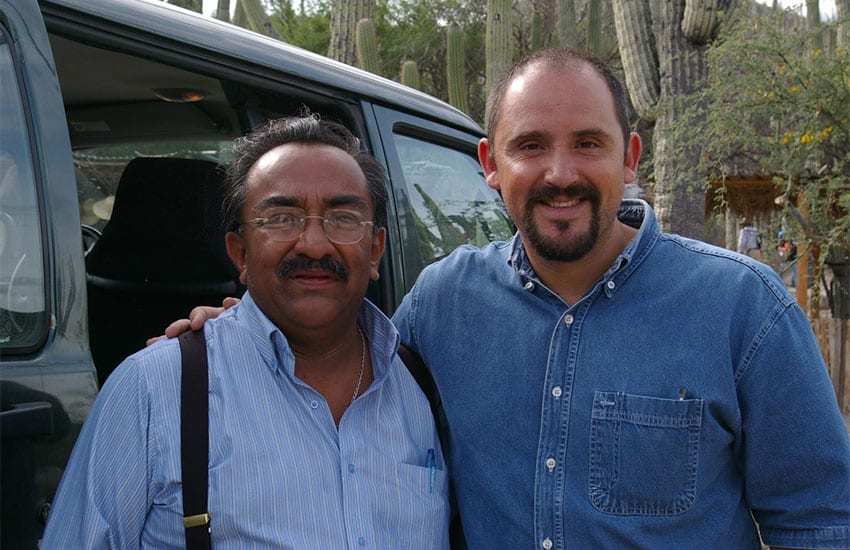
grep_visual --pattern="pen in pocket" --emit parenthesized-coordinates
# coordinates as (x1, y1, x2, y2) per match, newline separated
(426, 448, 435, 493)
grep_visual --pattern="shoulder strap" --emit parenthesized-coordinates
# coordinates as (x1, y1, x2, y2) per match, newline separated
(397, 344, 466, 549)
(179, 330, 212, 550)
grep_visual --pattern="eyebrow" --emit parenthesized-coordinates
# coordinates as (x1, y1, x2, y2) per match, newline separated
(503, 127, 617, 149)
(252, 194, 369, 213)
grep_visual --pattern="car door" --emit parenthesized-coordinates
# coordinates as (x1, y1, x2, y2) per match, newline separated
(0, 0, 98, 547)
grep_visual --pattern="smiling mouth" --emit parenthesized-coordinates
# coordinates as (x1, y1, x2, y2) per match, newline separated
(545, 198, 581, 208)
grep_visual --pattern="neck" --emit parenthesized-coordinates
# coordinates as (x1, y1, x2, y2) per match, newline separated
(525, 221, 637, 306)
(288, 322, 373, 425)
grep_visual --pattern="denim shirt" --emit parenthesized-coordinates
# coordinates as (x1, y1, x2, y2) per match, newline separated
(393, 200, 850, 549)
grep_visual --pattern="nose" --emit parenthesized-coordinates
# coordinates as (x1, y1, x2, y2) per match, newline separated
(292, 216, 335, 257)
(544, 149, 579, 187)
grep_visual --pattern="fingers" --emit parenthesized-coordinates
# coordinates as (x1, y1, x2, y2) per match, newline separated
(188, 306, 226, 331)
(163, 319, 193, 339)
(222, 297, 240, 309)
(145, 335, 167, 346)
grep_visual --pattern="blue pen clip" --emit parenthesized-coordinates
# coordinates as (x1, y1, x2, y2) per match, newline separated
(426, 448, 436, 494)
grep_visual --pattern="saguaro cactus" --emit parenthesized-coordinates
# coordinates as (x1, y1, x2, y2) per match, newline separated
(586, 0, 602, 54)
(356, 18, 380, 74)
(485, 0, 513, 126)
(557, 0, 578, 47)
(328, 0, 374, 65)
(612, 0, 732, 238)
(400, 60, 420, 89)
(447, 24, 469, 113)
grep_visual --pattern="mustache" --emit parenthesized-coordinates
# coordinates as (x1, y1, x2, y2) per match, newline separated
(277, 256, 349, 281)
(526, 182, 600, 204)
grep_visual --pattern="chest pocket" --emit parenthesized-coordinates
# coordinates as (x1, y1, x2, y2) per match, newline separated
(588, 391, 703, 516)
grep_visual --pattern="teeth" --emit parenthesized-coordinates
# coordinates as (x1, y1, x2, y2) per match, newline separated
(546, 199, 580, 208)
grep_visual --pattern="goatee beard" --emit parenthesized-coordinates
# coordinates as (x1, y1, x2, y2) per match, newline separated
(519, 183, 601, 262)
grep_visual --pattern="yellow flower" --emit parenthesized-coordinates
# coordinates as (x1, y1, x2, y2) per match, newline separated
(800, 133, 813, 144)
(789, 85, 800, 93)
(812, 49, 822, 58)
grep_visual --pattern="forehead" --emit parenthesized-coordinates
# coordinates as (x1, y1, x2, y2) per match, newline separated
(494, 63, 620, 142)
(245, 143, 370, 210)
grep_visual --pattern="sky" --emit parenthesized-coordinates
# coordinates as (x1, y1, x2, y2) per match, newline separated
(203, 0, 839, 22)
(758, 0, 838, 19)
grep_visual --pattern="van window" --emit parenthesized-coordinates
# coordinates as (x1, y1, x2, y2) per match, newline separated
(75, 142, 235, 233)
(393, 133, 513, 263)
(0, 32, 48, 352)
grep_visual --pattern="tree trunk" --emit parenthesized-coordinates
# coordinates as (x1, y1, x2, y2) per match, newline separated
(328, 0, 374, 65)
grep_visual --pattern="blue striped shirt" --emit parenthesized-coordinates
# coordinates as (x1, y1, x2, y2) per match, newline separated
(42, 293, 449, 549)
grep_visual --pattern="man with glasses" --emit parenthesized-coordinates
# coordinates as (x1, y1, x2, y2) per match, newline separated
(43, 115, 450, 548)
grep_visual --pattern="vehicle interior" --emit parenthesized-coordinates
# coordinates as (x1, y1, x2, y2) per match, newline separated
(48, 30, 364, 384)
(44, 17, 513, 385)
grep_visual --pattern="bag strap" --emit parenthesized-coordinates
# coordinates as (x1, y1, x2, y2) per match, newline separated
(397, 344, 466, 549)
(179, 330, 211, 550)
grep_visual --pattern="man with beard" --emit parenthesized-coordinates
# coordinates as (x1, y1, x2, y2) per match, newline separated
(159, 50, 850, 548)
(43, 116, 449, 549)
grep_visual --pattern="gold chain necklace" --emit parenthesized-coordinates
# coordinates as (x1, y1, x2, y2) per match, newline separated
(350, 326, 366, 406)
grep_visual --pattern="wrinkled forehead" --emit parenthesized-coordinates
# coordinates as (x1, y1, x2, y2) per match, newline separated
(246, 143, 371, 212)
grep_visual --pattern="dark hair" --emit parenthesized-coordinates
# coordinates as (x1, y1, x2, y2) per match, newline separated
(486, 48, 631, 154)
(222, 114, 388, 233)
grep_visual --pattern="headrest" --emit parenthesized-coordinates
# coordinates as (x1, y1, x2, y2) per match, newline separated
(85, 157, 238, 284)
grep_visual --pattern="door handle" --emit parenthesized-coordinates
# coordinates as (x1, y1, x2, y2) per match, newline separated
(0, 401, 54, 438)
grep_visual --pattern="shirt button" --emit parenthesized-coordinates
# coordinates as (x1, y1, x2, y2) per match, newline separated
(563, 314, 574, 326)
(552, 386, 562, 398)
(358, 537, 366, 546)
(606, 280, 616, 290)
(309, 400, 319, 409)
(348, 463, 356, 473)
(545, 457, 556, 471)
(542, 538, 553, 549)
(524, 281, 535, 291)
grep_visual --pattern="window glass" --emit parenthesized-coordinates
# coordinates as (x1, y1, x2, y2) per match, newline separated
(75, 142, 235, 231)
(393, 133, 513, 263)
(0, 38, 47, 351)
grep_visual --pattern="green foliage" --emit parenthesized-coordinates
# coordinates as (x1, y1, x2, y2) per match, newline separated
(669, 8, 850, 257)
(268, 0, 331, 55)
(374, 0, 487, 123)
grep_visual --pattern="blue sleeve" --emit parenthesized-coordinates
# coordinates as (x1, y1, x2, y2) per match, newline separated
(41, 357, 154, 549)
(740, 303, 850, 548)
(391, 287, 417, 353)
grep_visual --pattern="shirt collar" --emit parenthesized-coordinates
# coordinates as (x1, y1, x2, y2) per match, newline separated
(507, 199, 660, 296)
(234, 292, 400, 384)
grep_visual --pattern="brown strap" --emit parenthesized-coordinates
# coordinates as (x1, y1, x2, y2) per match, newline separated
(179, 330, 211, 550)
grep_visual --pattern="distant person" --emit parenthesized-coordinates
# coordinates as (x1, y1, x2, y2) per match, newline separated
(737, 217, 762, 258)
(778, 230, 798, 288)
(159, 49, 850, 548)
(43, 116, 449, 548)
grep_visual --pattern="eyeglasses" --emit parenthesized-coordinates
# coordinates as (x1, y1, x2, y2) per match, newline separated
(246, 208, 375, 245)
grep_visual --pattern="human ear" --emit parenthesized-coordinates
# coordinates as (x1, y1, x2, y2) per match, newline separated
(369, 227, 386, 280)
(225, 232, 249, 285)
(478, 138, 500, 191)
(624, 133, 642, 183)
